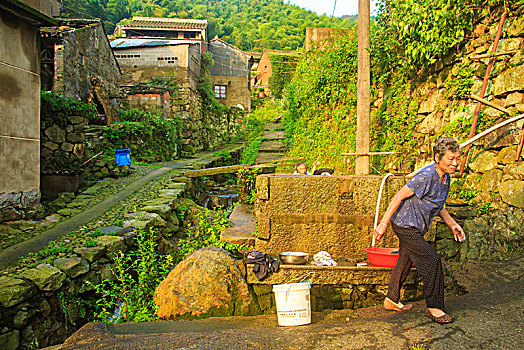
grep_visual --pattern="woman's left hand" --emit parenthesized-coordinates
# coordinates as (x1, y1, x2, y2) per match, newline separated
(451, 224, 466, 242)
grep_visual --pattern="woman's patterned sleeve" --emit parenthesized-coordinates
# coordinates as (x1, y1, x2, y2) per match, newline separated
(406, 170, 430, 199)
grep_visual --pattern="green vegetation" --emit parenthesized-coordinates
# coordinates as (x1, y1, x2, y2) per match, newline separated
(60, 0, 356, 51)
(283, 0, 522, 173)
(267, 51, 301, 99)
(102, 109, 181, 163)
(91, 228, 174, 323)
(283, 33, 358, 171)
(237, 168, 261, 204)
(176, 209, 250, 262)
(41, 90, 97, 127)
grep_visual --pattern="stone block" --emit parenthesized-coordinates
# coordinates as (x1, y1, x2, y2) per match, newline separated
(493, 64, 524, 96)
(498, 180, 524, 208)
(468, 150, 498, 173)
(504, 92, 524, 107)
(74, 246, 105, 263)
(254, 175, 402, 259)
(45, 125, 65, 143)
(20, 264, 66, 291)
(0, 330, 19, 350)
(246, 264, 418, 285)
(498, 38, 522, 52)
(95, 236, 126, 257)
(53, 257, 90, 278)
(43, 141, 59, 150)
(478, 169, 503, 194)
(66, 133, 85, 143)
(13, 308, 36, 327)
(0, 276, 36, 308)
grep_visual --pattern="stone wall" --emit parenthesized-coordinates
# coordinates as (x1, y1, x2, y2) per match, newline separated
(0, 230, 135, 349)
(255, 175, 416, 261)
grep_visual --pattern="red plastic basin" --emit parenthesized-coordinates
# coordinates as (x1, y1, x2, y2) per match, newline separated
(363, 247, 400, 268)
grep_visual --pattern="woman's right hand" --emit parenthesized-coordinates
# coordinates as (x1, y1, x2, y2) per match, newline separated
(373, 223, 387, 241)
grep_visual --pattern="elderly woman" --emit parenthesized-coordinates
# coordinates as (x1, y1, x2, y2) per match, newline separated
(373, 137, 466, 324)
(293, 162, 311, 175)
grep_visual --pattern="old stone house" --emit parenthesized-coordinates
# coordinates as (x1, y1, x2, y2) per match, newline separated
(111, 38, 202, 87)
(41, 18, 121, 125)
(209, 38, 254, 111)
(255, 49, 300, 97)
(0, 0, 60, 222)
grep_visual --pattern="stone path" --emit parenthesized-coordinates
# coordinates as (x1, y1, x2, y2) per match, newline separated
(255, 121, 289, 164)
(0, 145, 243, 269)
(0, 162, 186, 269)
(44, 253, 524, 350)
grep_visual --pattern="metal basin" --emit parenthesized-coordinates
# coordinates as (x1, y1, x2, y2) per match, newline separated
(279, 252, 309, 265)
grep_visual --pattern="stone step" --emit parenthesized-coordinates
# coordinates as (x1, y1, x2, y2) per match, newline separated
(263, 130, 285, 140)
(220, 204, 256, 246)
(264, 123, 280, 131)
(255, 153, 287, 164)
(258, 141, 288, 153)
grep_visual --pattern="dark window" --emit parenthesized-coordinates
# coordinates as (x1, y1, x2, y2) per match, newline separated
(184, 32, 197, 39)
(214, 85, 226, 99)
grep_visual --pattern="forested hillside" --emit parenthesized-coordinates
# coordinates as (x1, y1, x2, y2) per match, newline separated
(59, 0, 356, 51)
(284, 0, 524, 172)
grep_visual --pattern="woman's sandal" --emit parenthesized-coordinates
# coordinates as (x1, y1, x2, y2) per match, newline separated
(425, 309, 453, 324)
(383, 297, 414, 311)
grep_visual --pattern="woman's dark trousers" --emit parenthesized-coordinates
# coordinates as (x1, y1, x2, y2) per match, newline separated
(386, 222, 445, 309)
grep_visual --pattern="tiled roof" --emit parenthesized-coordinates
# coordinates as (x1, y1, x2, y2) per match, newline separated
(122, 17, 207, 30)
(110, 38, 197, 49)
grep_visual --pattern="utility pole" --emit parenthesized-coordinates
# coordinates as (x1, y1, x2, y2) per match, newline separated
(355, 0, 370, 175)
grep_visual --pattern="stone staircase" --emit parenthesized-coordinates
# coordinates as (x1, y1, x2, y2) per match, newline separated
(255, 121, 289, 164)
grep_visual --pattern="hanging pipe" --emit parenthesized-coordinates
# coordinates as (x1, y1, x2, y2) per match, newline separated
(372, 112, 524, 247)
(459, 12, 507, 176)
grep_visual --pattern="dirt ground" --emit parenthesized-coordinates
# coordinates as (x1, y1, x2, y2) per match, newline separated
(45, 253, 524, 350)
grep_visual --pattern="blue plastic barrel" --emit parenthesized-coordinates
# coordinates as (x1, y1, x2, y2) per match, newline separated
(115, 148, 131, 166)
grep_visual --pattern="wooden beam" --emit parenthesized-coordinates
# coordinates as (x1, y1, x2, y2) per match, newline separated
(469, 50, 519, 60)
(340, 152, 396, 156)
(184, 164, 250, 177)
(470, 94, 512, 115)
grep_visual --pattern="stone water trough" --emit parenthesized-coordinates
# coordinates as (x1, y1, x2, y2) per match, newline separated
(224, 174, 430, 311)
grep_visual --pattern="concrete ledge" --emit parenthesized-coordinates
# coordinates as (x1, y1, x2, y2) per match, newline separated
(246, 264, 418, 285)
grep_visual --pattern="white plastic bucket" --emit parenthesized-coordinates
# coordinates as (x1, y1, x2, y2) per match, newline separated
(272, 281, 311, 326)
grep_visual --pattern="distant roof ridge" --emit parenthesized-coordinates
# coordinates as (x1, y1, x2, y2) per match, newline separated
(121, 17, 208, 30)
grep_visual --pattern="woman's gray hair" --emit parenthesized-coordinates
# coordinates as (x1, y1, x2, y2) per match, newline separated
(433, 137, 460, 162)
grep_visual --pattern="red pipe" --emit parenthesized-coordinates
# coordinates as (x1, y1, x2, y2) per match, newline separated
(516, 124, 524, 160)
(459, 12, 507, 176)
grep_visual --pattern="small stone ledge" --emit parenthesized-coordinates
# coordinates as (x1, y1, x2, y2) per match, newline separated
(246, 264, 417, 285)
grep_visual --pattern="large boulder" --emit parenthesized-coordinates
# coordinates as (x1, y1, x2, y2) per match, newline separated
(154, 247, 259, 319)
